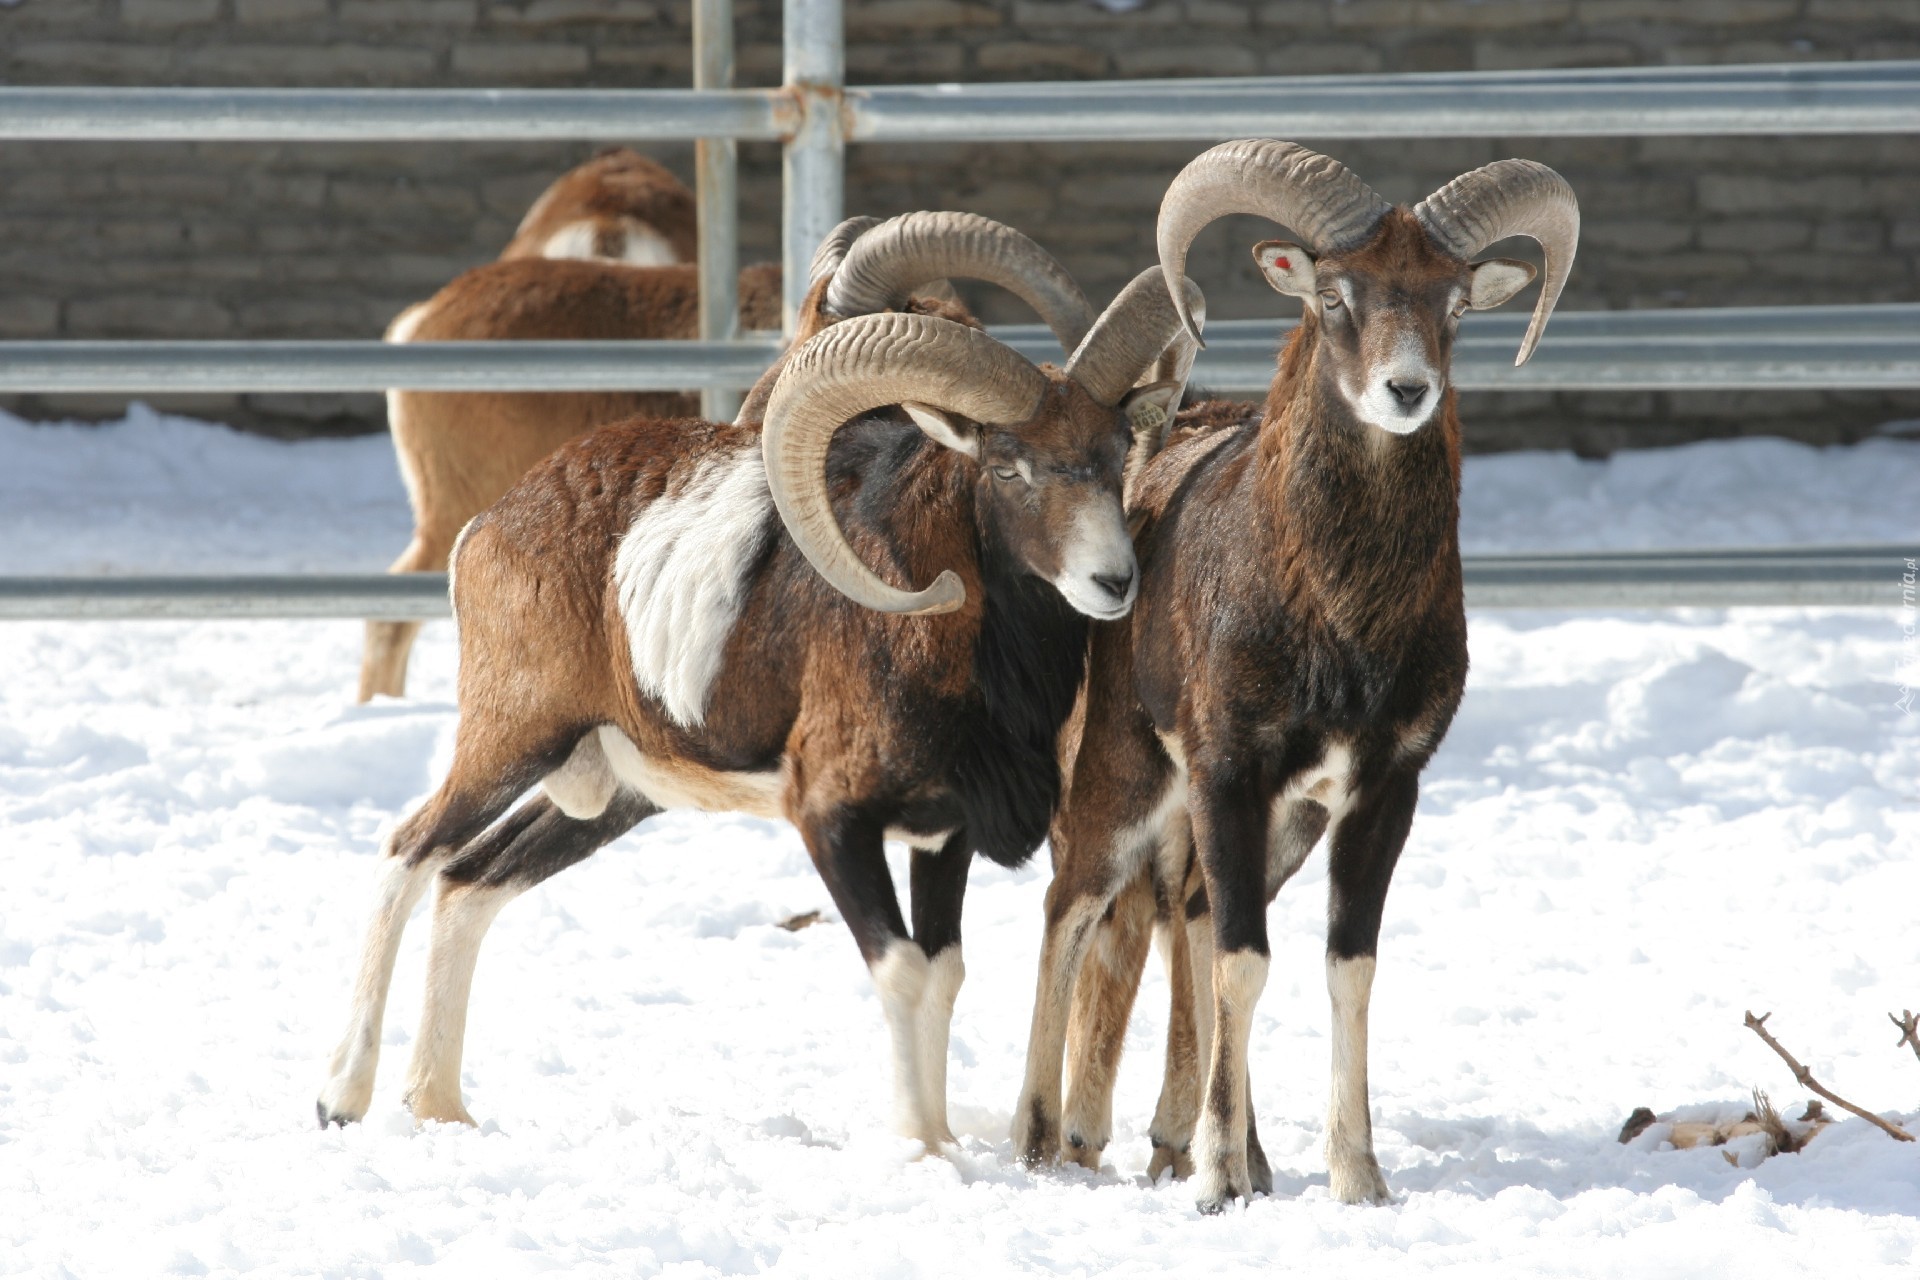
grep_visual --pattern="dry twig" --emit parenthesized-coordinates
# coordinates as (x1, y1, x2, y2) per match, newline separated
(1890, 1010, 1920, 1066)
(1743, 1011, 1915, 1143)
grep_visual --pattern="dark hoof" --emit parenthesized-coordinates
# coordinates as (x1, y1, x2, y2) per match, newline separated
(1195, 1191, 1236, 1216)
(316, 1100, 357, 1129)
(1063, 1131, 1104, 1171)
(1248, 1143, 1273, 1197)
(1147, 1139, 1193, 1182)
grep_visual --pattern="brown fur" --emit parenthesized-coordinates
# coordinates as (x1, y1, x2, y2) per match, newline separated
(1017, 212, 1486, 1208)
(361, 259, 782, 702)
(499, 148, 698, 264)
(320, 356, 1147, 1133)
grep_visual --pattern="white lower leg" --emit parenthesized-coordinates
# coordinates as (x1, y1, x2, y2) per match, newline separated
(1147, 919, 1202, 1176)
(913, 946, 964, 1146)
(402, 879, 516, 1125)
(1193, 948, 1267, 1211)
(870, 938, 933, 1145)
(1325, 953, 1390, 1204)
(1011, 896, 1105, 1163)
(1186, 919, 1217, 1082)
(317, 850, 437, 1123)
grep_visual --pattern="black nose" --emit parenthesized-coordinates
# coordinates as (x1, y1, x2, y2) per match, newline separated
(1386, 378, 1429, 407)
(1093, 568, 1134, 600)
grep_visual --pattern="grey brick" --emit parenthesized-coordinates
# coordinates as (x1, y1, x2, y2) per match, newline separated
(1252, 1, 1331, 29)
(848, 42, 968, 79)
(489, 0, 663, 26)
(1581, 218, 1691, 253)
(1012, 0, 1183, 27)
(1261, 41, 1385, 75)
(122, 0, 222, 29)
(975, 40, 1110, 77)
(1181, 1, 1253, 30)
(1698, 218, 1812, 252)
(1114, 44, 1257, 76)
(1812, 218, 1884, 255)
(341, 0, 479, 23)
(1476, 38, 1640, 69)
(856, 0, 1003, 31)
(68, 294, 235, 337)
(1698, 174, 1867, 214)
(0, 298, 61, 339)
(235, 0, 330, 23)
(1415, 0, 1573, 29)
(1327, 1, 1418, 29)
(11, 41, 163, 76)
(451, 41, 592, 78)
(172, 43, 441, 83)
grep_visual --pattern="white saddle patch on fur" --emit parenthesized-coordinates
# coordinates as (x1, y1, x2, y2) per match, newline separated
(613, 444, 774, 727)
(540, 218, 679, 267)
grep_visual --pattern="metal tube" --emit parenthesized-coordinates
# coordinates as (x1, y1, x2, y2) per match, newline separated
(848, 62, 1920, 142)
(695, 0, 742, 423)
(3, 298, 1917, 392)
(0, 339, 785, 394)
(4, 548, 1909, 619)
(782, 0, 845, 333)
(0, 87, 788, 142)
(0, 63, 1911, 145)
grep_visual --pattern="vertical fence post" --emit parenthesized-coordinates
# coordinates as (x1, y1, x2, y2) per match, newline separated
(782, 0, 844, 336)
(694, 0, 740, 423)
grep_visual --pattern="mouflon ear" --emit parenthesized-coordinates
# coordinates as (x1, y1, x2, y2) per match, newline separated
(1120, 379, 1182, 437)
(1252, 240, 1318, 298)
(1468, 258, 1538, 311)
(902, 402, 979, 458)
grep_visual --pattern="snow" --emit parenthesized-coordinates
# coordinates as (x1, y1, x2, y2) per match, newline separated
(1, 406, 1916, 1277)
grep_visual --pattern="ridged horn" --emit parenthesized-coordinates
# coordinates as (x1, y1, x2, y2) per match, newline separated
(825, 211, 1095, 353)
(1064, 267, 1207, 407)
(1414, 159, 1580, 366)
(762, 311, 1049, 615)
(807, 215, 883, 288)
(1157, 139, 1391, 343)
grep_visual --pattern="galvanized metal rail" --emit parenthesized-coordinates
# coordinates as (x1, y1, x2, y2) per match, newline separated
(4, 60, 1915, 142)
(5, 304, 1910, 394)
(2, 547, 1908, 619)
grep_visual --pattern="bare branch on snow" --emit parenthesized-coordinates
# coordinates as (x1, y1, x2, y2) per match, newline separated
(1743, 1010, 1915, 1143)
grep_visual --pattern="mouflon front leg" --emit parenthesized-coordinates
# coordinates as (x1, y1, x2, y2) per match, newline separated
(908, 837, 972, 1148)
(801, 803, 949, 1149)
(1323, 768, 1418, 1204)
(1186, 756, 1273, 1213)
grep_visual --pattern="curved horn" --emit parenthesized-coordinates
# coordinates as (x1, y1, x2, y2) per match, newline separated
(807, 215, 883, 288)
(1414, 160, 1580, 366)
(1064, 267, 1207, 407)
(762, 311, 1049, 615)
(1157, 139, 1391, 344)
(825, 211, 1095, 353)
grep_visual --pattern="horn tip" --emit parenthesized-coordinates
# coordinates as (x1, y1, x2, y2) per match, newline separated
(912, 570, 967, 616)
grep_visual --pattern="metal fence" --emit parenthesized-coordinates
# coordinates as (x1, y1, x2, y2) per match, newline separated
(1, 1, 1916, 613)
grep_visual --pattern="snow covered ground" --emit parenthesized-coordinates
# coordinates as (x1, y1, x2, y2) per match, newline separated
(1, 407, 1916, 1277)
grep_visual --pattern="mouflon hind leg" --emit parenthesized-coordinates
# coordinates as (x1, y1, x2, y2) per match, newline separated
(316, 741, 555, 1127)
(401, 790, 655, 1126)
(1060, 869, 1156, 1170)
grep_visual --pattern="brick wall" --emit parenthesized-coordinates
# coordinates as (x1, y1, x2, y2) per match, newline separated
(3, 0, 1916, 452)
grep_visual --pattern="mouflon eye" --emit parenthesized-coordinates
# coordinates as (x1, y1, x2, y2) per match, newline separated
(1320, 290, 1343, 311)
